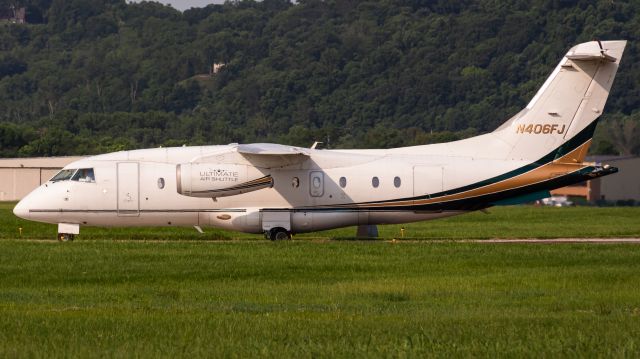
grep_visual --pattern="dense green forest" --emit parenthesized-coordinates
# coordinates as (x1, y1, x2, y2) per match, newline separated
(0, 0, 639, 157)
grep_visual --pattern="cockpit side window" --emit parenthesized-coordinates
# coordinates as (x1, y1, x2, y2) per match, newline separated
(71, 168, 95, 183)
(51, 169, 76, 182)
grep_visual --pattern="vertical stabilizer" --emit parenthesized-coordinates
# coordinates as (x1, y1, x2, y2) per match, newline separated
(493, 40, 626, 162)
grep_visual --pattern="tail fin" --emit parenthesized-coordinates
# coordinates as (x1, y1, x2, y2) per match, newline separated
(494, 40, 626, 163)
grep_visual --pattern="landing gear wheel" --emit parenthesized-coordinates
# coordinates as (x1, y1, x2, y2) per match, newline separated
(269, 227, 291, 241)
(57, 233, 74, 242)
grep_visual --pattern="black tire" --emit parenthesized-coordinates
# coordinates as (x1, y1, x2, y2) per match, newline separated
(269, 228, 291, 241)
(57, 233, 74, 242)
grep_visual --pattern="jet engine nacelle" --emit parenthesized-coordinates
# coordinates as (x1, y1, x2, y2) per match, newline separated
(176, 163, 272, 198)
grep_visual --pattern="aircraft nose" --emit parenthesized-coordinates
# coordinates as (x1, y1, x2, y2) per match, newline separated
(13, 199, 29, 220)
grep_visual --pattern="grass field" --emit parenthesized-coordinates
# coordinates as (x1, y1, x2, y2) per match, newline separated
(2, 202, 640, 240)
(1, 203, 640, 357)
(1, 240, 640, 357)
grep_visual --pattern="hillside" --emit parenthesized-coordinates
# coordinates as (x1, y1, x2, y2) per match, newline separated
(0, 0, 639, 156)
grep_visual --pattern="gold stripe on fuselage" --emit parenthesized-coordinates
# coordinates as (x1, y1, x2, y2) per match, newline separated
(553, 139, 592, 164)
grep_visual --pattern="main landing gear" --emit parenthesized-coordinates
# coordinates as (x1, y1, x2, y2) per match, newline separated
(265, 227, 292, 241)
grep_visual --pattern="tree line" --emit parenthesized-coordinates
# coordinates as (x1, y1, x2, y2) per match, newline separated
(1, 0, 639, 157)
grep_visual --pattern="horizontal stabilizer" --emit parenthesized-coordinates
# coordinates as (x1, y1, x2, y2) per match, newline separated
(566, 52, 616, 62)
(566, 41, 617, 62)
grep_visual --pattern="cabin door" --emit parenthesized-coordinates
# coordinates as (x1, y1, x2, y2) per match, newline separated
(117, 162, 140, 216)
(413, 166, 443, 198)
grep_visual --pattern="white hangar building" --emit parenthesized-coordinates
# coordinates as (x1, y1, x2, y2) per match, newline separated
(0, 157, 85, 201)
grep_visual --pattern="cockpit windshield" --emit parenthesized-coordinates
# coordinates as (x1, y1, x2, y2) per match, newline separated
(50, 169, 75, 182)
(50, 168, 96, 183)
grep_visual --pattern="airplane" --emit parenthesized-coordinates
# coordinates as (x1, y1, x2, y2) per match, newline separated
(13, 40, 626, 241)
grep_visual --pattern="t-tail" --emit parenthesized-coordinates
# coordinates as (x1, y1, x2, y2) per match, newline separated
(493, 40, 626, 163)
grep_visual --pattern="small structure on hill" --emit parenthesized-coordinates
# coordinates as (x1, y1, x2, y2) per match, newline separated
(211, 63, 225, 75)
(0, 6, 26, 24)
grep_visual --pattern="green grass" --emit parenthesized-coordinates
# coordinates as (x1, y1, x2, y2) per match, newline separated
(2, 202, 640, 240)
(1, 203, 640, 356)
(1, 240, 640, 357)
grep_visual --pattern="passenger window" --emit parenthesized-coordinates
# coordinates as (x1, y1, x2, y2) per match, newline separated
(72, 168, 95, 183)
(309, 171, 324, 197)
(339, 177, 347, 188)
(394, 176, 401, 188)
(157, 177, 165, 189)
(372, 177, 379, 188)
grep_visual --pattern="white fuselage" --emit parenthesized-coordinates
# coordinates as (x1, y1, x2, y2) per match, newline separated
(16, 144, 528, 234)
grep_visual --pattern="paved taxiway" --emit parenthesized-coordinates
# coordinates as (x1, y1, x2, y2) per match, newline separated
(10, 238, 640, 243)
(473, 238, 640, 244)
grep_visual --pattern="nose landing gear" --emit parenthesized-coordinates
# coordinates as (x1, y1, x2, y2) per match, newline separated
(57, 223, 79, 242)
(57, 233, 75, 242)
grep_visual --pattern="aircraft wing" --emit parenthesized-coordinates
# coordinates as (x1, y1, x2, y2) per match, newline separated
(237, 143, 309, 156)
(236, 143, 310, 168)
(190, 143, 310, 168)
